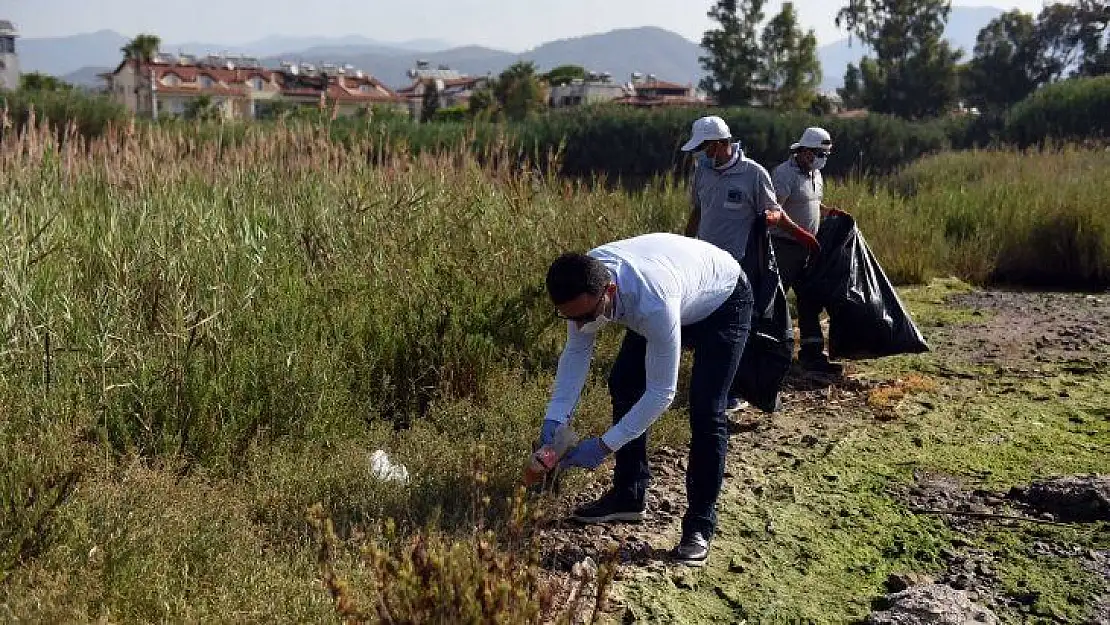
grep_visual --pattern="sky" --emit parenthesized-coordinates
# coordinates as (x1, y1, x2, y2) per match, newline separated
(3, 0, 1054, 50)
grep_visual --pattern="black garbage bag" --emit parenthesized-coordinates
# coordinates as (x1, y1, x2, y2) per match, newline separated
(797, 214, 930, 359)
(731, 216, 793, 413)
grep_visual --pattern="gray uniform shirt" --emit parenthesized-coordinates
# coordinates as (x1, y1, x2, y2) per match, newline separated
(691, 144, 781, 262)
(770, 157, 823, 240)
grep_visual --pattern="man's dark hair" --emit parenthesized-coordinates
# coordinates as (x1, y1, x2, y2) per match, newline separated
(546, 252, 610, 305)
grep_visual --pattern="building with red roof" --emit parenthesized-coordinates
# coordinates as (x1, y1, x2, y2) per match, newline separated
(101, 52, 405, 120)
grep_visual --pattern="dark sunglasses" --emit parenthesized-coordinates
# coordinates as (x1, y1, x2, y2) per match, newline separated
(812, 149, 830, 158)
(555, 294, 605, 323)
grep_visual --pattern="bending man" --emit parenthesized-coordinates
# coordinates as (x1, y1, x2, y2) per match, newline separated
(538, 233, 751, 567)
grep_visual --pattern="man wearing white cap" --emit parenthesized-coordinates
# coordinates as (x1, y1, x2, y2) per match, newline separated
(770, 126, 848, 375)
(681, 115, 820, 409)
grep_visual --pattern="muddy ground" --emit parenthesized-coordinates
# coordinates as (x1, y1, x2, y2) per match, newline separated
(537, 286, 1110, 624)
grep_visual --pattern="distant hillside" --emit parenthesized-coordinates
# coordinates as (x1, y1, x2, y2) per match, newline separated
(260, 27, 704, 90)
(18, 31, 455, 84)
(22, 8, 1006, 91)
(19, 30, 130, 78)
(61, 66, 111, 88)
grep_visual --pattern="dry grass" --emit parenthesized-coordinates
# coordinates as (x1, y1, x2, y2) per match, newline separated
(867, 374, 940, 412)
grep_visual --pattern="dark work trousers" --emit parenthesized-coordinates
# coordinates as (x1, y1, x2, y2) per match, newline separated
(771, 236, 824, 354)
(608, 276, 753, 539)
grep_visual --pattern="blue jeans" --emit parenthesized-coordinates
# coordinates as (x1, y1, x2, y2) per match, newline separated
(608, 278, 752, 538)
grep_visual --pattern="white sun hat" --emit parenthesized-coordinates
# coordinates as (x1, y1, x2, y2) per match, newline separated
(681, 115, 732, 152)
(790, 127, 833, 151)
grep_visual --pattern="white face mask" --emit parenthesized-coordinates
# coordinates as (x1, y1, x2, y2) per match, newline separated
(813, 156, 828, 170)
(578, 314, 610, 335)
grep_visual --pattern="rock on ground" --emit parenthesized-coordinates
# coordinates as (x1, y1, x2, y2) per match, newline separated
(867, 584, 998, 625)
(1010, 475, 1110, 522)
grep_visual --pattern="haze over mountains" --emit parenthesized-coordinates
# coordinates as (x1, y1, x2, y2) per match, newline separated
(18, 6, 1004, 92)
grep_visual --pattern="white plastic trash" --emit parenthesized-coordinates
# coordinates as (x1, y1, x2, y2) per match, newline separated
(369, 450, 410, 484)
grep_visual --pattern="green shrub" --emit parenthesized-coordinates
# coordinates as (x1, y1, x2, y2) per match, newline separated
(431, 105, 470, 123)
(513, 105, 955, 180)
(0, 89, 127, 139)
(837, 146, 1110, 289)
(1004, 76, 1110, 147)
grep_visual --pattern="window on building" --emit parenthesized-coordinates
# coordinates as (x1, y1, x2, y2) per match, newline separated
(0, 38, 14, 54)
(360, 85, 372, 94)
(199, 75, 215, 89)
(250, 77, 265, 90)
(162, 74, 181, 87)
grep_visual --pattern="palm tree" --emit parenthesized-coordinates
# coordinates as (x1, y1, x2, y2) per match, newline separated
(121, 33, 160, 63)
(121, 34, 161, 114)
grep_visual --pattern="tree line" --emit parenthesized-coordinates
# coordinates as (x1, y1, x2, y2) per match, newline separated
(701, 0, 1109, 118)
(20, 3, 1109, 125)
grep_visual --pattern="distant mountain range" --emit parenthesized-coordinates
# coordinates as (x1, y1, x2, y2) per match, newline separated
(18, 7, 1004, 92)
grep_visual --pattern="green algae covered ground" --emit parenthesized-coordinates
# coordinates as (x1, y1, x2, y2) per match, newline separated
(543, 280, 1110, 624)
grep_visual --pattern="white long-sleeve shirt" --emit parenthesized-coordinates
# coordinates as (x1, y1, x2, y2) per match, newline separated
(542, 233, 741, 450)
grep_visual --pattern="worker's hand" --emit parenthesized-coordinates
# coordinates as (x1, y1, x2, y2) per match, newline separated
(559, 437, 611, 470)
(798, 230, 821, 255)
(539, 419, 562, 447)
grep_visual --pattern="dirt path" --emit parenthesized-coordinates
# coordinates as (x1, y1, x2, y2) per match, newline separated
(538, 286, 1110, 624)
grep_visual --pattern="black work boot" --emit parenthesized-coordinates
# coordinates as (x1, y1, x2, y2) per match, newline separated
(672, 531, 711, 567)
(571, 488, 646, 524)
(799, 346, 844, 376)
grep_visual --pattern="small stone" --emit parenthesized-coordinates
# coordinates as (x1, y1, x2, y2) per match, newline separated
(885, 572, 935, 592)
(673, 570, 697, 589)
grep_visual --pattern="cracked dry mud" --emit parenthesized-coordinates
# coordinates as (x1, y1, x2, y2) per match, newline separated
(536, 289, 1110, 624)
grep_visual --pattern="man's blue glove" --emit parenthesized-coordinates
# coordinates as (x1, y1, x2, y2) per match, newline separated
(559, 437, 611, 470)
(539, 419, 562, 447)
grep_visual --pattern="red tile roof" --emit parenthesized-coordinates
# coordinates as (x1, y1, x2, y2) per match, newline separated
(108, 59, 400, 102)
(157, 85, 244, 96)
(636, 79, 689, 91)
(326, 84, 398, 102)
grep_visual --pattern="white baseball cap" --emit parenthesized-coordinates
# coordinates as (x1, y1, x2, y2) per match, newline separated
(681, 115, 732, 152)
(790, 127, 833, 151)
